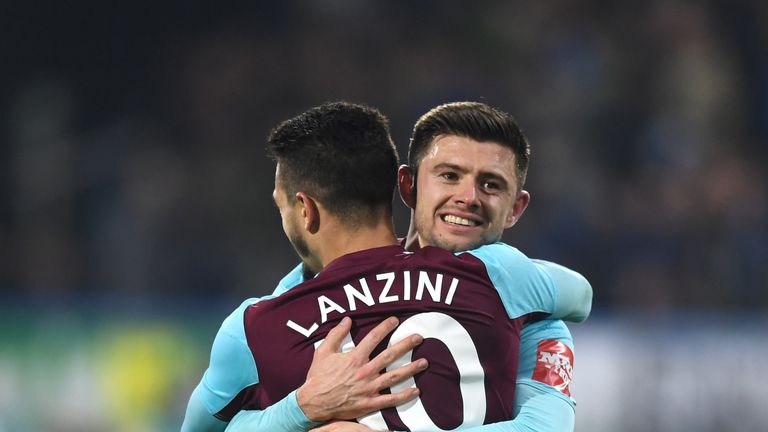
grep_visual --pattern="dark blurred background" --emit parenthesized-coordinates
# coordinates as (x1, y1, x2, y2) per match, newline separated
(1, 1, 766, 431)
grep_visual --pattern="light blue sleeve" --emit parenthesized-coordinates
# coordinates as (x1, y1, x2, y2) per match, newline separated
(272, 262, 306, 296)
(224, 390, 320, 432)
(182, 293, 320, 432)
(458, 387, 575, 432)
(181, 299, 260, 432)
(181, 394, 227, 432)
(516, 320, 576, 409)
(531, 259, 592, 323)
(464, 244, 592, 322)
(464, 243, 557, 319)
(457, 321, 577, 432)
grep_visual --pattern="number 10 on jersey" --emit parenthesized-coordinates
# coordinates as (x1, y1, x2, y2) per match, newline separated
(315, 312, 487, 431)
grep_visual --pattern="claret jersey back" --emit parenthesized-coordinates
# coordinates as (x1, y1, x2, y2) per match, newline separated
(202, 243, 559, 431)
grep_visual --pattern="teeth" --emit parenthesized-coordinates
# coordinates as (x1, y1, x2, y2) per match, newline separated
(443, 215, 476, 226)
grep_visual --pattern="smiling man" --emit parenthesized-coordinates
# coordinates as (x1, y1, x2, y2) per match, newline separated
(395, 101, 582, 432)
(399, 101, 533, 253)
(402, 135, 528, 252)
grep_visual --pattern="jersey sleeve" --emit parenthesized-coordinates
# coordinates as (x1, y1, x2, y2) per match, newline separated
(272, 262, 306, 296)
(516, 320, 576, 407)
(224, 390, 320, 432)
(456, 320, 577, 432)
(181, 394, 227, 432)
(456, 390, 574, 432)
(181, 299, 260, 431)
(464, 243, 557, 319)
(464, 243, 591, 322)
(531, 259, 592, 322)
(272, 263, 304, 296)
(182, 294, 321, 432)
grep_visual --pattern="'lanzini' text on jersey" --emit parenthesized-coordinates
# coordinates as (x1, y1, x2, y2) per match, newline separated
(216, 244, 554, 431)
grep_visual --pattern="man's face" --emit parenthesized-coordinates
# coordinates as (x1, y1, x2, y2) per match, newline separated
(273, 165, 313, 265)
(412, 135, 528, 251)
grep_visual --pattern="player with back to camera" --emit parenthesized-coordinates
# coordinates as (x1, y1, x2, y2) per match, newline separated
(182, 102, 591, 432)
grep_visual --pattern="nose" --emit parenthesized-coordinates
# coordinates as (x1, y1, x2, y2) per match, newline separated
(454, 179, 481, 209)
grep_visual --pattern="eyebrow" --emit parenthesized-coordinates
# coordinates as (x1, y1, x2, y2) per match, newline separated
(431, 162, 510, 188)
(431, 162, 468, 174)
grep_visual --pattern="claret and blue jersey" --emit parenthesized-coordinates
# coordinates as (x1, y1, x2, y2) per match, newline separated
(182, 242, 590, 432)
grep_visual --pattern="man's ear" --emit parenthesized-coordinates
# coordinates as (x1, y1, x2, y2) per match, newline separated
(504, 189, 530, 228)
(398, 165, 416, 209)
(295, 192, 320, 234)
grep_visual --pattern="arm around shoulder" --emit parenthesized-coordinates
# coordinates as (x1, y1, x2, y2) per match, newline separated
(181, 390, 228, 432)
(456, 386, 574, 432)
(225, 390, 320, 432)
(533, 260, 592, 322)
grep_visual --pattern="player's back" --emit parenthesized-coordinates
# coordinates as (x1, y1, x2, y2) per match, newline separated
(231, 244, 542, 431)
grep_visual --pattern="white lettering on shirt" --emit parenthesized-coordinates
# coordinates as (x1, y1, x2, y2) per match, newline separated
(286, 271, 461, 338)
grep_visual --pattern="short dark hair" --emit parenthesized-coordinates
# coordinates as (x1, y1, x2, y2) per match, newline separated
(267, 101, 399, 224)
(408, 101, 531, 189)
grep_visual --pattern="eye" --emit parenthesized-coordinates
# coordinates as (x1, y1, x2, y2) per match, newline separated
(440, 171, 459, 181)
(481, 180, 500, 191)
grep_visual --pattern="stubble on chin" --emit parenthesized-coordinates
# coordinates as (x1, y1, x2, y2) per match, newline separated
(426, 233, 483, 253)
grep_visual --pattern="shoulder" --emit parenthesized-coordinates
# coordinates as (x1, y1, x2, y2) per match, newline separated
(197, 297, 272, 415)
(460, 242, 558, 318)
(212, 297, 268, 364)
(273, 263, 306, 296)
(214, 294, 281, 372)
(220, 297, 276, 338)
(460, 242, 551, 289)
(460, 242, 530, 270)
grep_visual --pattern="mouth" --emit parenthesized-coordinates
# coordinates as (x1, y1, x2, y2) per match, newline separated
(441, 214, 481, 227)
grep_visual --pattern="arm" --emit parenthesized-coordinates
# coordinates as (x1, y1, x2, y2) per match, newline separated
(224, 317, 426, 432)
(299, 323, 579, 432)
(224, 391, 318, 432)
(182, 299, 318, 432)
(457, 391, 574, 432)
(454, 320, 578, 432)
(182, 393, 228, 432)
(463, 244, 592, 323)
(532, 260, 592, 323)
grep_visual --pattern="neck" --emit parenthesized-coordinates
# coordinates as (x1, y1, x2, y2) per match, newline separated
(403, 209, 422, 251)
(316, 218, 399, 270)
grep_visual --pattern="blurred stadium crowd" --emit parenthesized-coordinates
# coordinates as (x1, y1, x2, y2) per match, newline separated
(3, 1, 766, 310)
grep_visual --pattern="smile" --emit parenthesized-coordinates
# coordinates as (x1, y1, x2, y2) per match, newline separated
(442, 214, 480, 227)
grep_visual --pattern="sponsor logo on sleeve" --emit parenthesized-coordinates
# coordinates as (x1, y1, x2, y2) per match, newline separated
(532, 339, 574, 396)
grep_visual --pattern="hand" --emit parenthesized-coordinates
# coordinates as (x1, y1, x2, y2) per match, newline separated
(297, 316, 428, 422)
(309, 420, 384, 432)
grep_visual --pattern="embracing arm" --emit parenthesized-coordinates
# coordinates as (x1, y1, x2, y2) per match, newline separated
(307, 386, 574, 432)
(182, 393, 228, 432)
(303, 321, 578, 432)
(532, 260, 591, 323)
(456, 390, 573, 432)
(224, 317, 425, 432)
(464, 244, 591, 323)
(224, 391, 319, 432)
(451, 319, 577, 432)
(181, 299, 320, 432)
